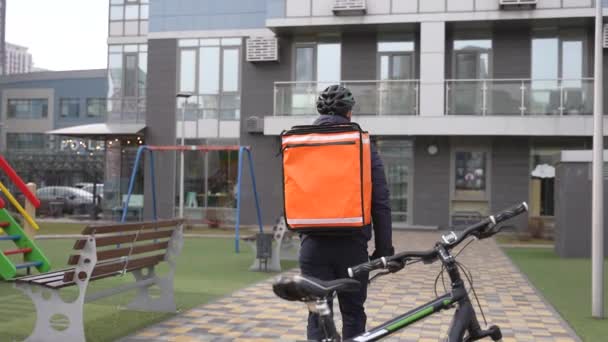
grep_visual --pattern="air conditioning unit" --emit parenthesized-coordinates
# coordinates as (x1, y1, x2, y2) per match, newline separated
(246, 116, 264, 134)
(333, 0, 366, 16)
(246, 37, 279, 63)
(603, 24, 608, 49)
(499, 0, 537, 10)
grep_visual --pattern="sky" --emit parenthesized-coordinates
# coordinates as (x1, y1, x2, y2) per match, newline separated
(6, 0, 108, 71)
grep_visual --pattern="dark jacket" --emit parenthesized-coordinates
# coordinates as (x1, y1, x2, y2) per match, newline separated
(312, 114, 394, 257)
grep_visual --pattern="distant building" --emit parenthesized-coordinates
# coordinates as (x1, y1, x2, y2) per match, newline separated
(0, 69, 107, 186)
(0, 0, 5, 75)
(5, 42, 33, 75)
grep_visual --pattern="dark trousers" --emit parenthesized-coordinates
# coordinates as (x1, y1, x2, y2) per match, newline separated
(299, 236, 369, 341)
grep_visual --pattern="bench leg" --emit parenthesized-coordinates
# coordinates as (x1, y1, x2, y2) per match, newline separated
(127, 266, 177, 313)
(16, 284, 86, 342)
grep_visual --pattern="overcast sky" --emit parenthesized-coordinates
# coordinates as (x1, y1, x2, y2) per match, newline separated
(6, 0, 108, 71)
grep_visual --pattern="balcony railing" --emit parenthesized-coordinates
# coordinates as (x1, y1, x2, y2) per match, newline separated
(446, 78, 593, 116)
(274, 80, 419, 116)
(107, 97, 146, 123)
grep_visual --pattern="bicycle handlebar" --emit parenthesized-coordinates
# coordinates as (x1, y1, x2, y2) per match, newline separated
(348, 202, 528, 278)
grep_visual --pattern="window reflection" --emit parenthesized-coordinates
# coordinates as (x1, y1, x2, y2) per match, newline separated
(317, 43, 341, 90)
(199, 47, 220, 94)
(222, 49, 239, 92)
(180, 50, 196, 92)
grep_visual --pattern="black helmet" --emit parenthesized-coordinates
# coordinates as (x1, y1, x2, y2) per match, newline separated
(316, 85, 356, 116)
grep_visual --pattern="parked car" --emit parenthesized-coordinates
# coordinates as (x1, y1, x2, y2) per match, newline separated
(36, 186, 98, 216)
(76, 183, 104, 198)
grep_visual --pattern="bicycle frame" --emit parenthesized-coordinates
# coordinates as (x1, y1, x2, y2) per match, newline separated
(316, 245, 492, 342)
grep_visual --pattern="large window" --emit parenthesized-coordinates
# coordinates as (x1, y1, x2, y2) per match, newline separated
(60, 98, 80, 118)
(86, 98, 107, 117)
(531, 29, 588, 115)
(454, 152, 487, 192)
(376, 139, 414, 226)
(7, 99, 48, 119)
(450, 37, 492, 115)
(377, 38, 417, 115)
(109, 0, 149, 37)
(107, 44, 147, 122)
(177, 38, 242, 124)
(6, 133, 46, 150)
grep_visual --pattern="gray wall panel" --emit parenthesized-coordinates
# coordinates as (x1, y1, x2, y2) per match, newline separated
(491, 137, 530, 229)
(555, 163, 608, 257)
(413, 137, 451, 228)
(144, 39, 178, 220)
(240, 36, 292, 225)
(342, 32, 377, 81)
(493, 27, 531, 79)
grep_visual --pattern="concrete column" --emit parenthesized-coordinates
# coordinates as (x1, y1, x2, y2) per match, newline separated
(419, 21, 445, 116)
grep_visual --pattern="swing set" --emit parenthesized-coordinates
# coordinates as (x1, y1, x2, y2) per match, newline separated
(121, 145, 264, 253)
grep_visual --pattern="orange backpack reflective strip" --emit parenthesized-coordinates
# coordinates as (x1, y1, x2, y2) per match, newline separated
(281, 123, 372, 233)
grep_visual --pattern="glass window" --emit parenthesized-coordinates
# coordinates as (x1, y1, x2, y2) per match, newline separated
(111, 0, 123, 4)
(378, 41, 414, 52)
(222, 49, 239, 92)
(199, 47, 220, 94)
(110, 6, 124, 20)
(108, 45, 122, 53)
(531, 37, 559, 115)
(60, 98, 80, 118)
(295, 46, 314, 82)
(201, 39, 221, 46)
(86, 98, 106, 117)
(317, 43, 341, 88)
(221, 38, 242, 46)
(124, 21, 139, 36)
(377, 139, 413, 225)
(124, 44, 138, 52)
(124, 54, 138, 97)
(140, 4, 149, 20)
(108, 53, 123, 97)
(6, 133, 45, 150)
(139, 21, 149, 35)
(179, 39, 198, 47)
(454, 151, 487, 191)
(125, 5, 139, 20)
(7, 99, 48, 119)
(180, 49, 196, 92)
(138, 52, 148, 97)
(109, 22, 123, 36)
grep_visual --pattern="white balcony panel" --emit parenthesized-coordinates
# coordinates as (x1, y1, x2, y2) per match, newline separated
(563, 0, 592, 8)
(313, 0, 334, 16)
(419, 0, 445, 12)
(287, 0, 311, 17)
(264, 115, 606, 136)
(368, 0, 391, 14)
(219, 121, 240, 138)
(537, 0, 561, 8)
(176, 121, 198, 139)
(447, 0, 474, 12)
(475, 0, 500, 10)
(198, 119, 219, 138)
(392, 0, 418, 13)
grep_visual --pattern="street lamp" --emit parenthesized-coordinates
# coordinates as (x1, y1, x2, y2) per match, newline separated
(592, 0, 605, 319)
(176, 92, 193, 219)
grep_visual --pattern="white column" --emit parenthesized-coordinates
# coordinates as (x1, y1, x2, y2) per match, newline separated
(419, 21, 446, 116)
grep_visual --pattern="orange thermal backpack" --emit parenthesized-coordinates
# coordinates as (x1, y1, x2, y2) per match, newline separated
(280, 123, 372, 233)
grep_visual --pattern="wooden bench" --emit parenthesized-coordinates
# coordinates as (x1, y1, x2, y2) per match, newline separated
(243, 216, 300, 272)
(13, 218, 184, 342)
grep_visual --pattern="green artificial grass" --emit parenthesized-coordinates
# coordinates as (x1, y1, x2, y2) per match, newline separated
(0, 238, 296, 342)
(505, 248, 608, 341)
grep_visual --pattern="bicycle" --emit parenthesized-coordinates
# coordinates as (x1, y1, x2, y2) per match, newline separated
(273, 202, 528, 341)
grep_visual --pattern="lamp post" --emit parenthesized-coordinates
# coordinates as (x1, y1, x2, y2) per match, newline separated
(176, 92, 193, 219)
(592, 0, 605, 319)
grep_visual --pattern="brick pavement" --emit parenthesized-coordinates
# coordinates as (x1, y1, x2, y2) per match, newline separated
(122, 231, 580, 342)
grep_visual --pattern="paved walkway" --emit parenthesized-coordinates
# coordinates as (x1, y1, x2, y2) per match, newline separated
(122, 231, 579, 342)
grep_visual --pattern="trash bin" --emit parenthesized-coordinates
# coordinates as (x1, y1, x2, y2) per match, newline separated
(256, 233, 273, 271)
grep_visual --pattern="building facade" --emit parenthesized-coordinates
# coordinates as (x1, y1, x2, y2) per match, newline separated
(103, 0, 608, 229)
(0, 70, 107, 187)
(5, 43, 34, 75)
(0, 0, 5, 75)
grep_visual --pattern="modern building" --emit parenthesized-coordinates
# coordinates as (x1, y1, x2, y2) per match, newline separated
(95, 0, 608, 230)
(0, 69, 107, 187)
(5, 43, 34, 75)
(0, 0, 6, 75)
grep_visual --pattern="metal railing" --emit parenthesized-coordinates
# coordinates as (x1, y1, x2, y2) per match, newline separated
(107, 97, 146, 123)
(446, 78, 594, 116)
(274, 80, 419, 116)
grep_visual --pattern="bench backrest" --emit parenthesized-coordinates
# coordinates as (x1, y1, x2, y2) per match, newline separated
(63, 219, 183, 283)
(122, 194, 144, 208)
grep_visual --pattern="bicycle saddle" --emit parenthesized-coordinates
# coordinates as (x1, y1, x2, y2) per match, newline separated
(273, 275, 360, 301)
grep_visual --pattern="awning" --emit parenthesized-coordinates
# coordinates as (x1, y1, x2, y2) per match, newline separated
(46, 123, 146, 138)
